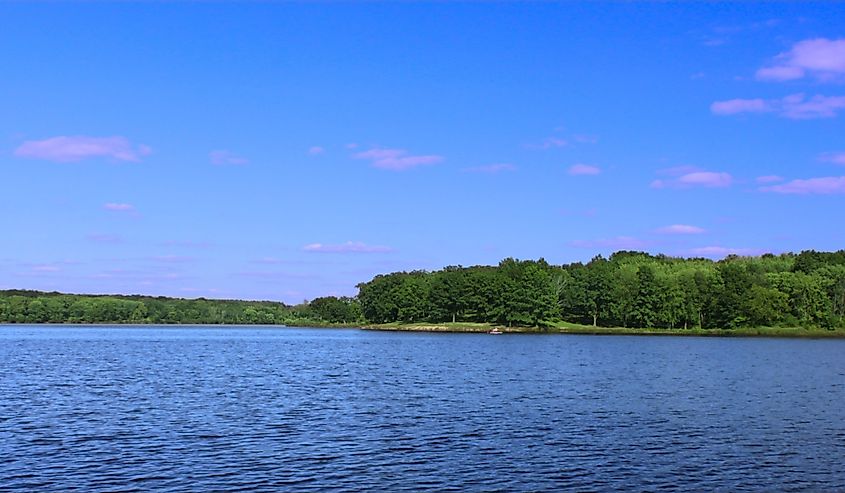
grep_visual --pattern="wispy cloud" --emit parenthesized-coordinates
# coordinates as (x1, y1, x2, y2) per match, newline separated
(568, 163, 601, 176)
(252, 257, 286, 265)
(761, 176, 845, 194)
(569, 236, 653, 250)
(308, 146, 325, 155)
(656, 224, 706, 235)
(756, 38, 845, 82)
(526, 137, 569, 150)
(14, 268, 61, 279)
(303, 241, 394, 254)
(652, 170, 733, 189)
(354, 148, 443, 171)
(703, 37, 727, 48)
(699, 19, 779, 48)
(657, 165, 701, 176)
(689, 246, 766, 258)
(87, 269, 188, 284)
(15, 260, 79, 277)
(462, 163, 516, 174)
(161, 240, 211, 249)
(756, 175, 784, 184)
(103, 202, 136, 212)
(525, 131, 598, 150)
(572, 134, 599, 144)
(209, 150, 248, 166)
(233, 271, 318, 280)
(150, 255, 195, 263)
(87, 233, 123, 243)
(710, 98, 770, 115)
(251, 257, 335, 267)
(559, 208, 598, 218)
(14, 136, 151, 163)
(781, 94, 845, 119)
(820, 152, 845, 166)
(679, 171, 733, 187)
(134, 272, 188, 287)
(755, 66, 804, 82)
(711, 93, 845, 119)
(179, 287, 225, 296)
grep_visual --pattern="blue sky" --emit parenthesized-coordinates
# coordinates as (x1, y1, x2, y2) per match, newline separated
(2, 3, 844, 303)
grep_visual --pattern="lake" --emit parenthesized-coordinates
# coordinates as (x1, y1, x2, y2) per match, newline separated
(1, 326, 844, 491)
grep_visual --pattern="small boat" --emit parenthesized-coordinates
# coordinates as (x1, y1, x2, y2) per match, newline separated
(488, 328, 503, 335)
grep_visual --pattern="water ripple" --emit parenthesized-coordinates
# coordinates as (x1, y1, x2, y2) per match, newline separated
(1, 326, 844, 491)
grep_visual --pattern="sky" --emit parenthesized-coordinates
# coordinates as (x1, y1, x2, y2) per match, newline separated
(2, 2, 844, 303)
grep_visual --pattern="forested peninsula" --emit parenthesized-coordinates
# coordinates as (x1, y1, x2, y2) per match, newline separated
(2, 250, 845, 335)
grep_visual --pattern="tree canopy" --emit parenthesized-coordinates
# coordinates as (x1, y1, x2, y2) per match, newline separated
(3, 250, 845, 330)
(355, 250, 845, 329)
(0, 291, 345, 326)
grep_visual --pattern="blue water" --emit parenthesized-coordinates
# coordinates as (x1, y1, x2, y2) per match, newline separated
(1, 326, 844, 491)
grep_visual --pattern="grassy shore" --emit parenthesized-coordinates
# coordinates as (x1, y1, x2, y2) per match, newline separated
(6, 321, 842, 338)
(364, 321, 845, 338)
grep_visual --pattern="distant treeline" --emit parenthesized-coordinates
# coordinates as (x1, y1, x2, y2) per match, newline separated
(3, 250, 845, 330)
(356, 250, 845, 329)
(0, 291, 361, 326)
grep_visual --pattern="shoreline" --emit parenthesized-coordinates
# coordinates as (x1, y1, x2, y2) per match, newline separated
(2, 322, 844, 338)
(363, 323, 845, 338)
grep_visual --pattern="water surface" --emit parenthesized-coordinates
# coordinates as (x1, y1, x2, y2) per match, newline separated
(1, 325, 844, 491)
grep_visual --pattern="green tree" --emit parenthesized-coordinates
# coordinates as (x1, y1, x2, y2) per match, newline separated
(631, 265, 660, 328)
(582, 256, 614, 326)
(428, 267, 467, 323)
(744, 285, 789, 327)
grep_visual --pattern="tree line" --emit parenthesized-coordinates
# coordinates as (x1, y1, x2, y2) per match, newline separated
(355, 250, 845, 329)
(0, 290, 360, 326)
(2, 250, 844, 329)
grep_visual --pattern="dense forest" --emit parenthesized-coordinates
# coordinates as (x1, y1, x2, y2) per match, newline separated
(356, 250, 845, 329)
(2, 250, 844, 330)
(0, 290, 360, 326)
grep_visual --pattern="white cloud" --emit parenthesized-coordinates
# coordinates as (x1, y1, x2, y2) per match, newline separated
(303, 241, 394, 253)
(354, 148, 443, 171)
(568, 164, 601, 176)
(756, 38, 845, 82)
(103, 203, 135, 212)
(15, 136, 151, 163)
(712, 93, 845, 119)
(656, 224, 706, 235)
(210, 150, 248, 166)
